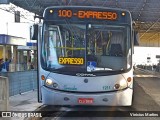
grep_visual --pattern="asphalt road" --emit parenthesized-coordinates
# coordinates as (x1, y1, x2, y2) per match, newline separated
(27, 69, 160, 120)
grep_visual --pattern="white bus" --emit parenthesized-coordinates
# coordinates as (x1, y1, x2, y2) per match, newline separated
(35, 6, 134, 106)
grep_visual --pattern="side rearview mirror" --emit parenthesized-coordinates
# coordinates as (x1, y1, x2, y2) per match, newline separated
(31, 24, 38, 40)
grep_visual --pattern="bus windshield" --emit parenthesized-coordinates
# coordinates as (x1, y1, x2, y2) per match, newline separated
(41, 22, 131, 74)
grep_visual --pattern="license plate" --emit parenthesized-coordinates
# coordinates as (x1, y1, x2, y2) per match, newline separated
(78, 98, 93, 104)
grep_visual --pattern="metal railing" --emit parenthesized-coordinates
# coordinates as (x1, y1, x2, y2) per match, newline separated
(0, 70, 37, 96)
(0, 76, 9, 111)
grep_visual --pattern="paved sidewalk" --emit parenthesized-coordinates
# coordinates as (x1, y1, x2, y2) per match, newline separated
(9, 90, 42, 111)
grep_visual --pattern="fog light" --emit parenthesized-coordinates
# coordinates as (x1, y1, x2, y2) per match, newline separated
(64, 97, 69, 101)
(46, 79, 53, 85)
(103, 98, 108, 102)
(114, 84, 120, 89)
(53, 83, 58, 88)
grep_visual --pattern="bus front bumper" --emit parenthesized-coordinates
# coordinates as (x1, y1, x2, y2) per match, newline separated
(41, 86, 133, 106)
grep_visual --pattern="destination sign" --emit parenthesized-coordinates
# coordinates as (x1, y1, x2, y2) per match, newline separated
(58, 57, 84, 65)
(57, 10, 118, 20)
(45, 7, 131, 24)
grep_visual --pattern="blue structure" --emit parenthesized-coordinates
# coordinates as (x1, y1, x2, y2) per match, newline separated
(0, 34, 26, 46)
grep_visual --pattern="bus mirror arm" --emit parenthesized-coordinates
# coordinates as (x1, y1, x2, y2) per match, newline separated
(132, 21, 136, 27)
(34, 15, 44, 20)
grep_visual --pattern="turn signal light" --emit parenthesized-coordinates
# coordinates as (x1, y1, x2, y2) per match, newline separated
(127, 77, 132, 82)
(41, 75, 45, 80)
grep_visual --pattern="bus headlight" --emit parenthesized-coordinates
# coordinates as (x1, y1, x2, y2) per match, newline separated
(114, 79, 127, 90)
(46, 79, 53, 85)
(45, 78, 59, 88)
